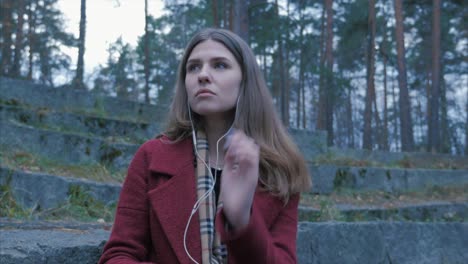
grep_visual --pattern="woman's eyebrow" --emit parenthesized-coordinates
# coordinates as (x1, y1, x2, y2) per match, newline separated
(187, 56, 231, 64)
(187, 58, 201, 64)
(210, 56, 230, 61)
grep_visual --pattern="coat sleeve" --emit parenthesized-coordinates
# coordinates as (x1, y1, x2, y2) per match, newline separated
(98, 142, 156, 264)
(215, 193, 300, 264)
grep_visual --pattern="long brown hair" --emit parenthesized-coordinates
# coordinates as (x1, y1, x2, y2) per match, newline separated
(163, 28, 311, 201)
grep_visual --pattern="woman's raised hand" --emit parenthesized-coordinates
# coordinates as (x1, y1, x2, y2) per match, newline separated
(221, 130, 260, 230)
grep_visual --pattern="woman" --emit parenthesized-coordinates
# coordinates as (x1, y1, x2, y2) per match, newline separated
(99, 28, 311, 264)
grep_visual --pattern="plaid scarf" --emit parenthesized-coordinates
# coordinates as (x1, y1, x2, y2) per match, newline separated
(194, 129, 228, 264)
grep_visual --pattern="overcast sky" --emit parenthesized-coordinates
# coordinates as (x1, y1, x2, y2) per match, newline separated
(58, 0, 164, 80)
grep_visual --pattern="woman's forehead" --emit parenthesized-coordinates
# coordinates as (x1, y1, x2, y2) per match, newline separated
(187, 39, 236, 61)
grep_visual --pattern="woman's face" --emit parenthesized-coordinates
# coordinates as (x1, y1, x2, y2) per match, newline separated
(185, 39, 242, 120)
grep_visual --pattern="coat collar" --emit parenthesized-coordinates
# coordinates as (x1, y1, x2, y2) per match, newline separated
(147, 137, 202, 263)
(148, 136, 194, 175)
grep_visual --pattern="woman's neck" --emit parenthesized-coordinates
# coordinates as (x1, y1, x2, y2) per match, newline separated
(203, 116, 233, 169)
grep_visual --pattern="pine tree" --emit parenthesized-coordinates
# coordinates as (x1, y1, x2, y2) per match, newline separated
(73, 0, 87, 89)
(393, 0, 414, 151)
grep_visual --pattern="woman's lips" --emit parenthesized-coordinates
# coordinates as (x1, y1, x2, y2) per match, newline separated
(196, 89, 215, 96)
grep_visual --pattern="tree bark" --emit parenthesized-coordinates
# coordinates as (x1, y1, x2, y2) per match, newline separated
(297, 4, 305, 128)
(465, 89, 468, 155)
(300, 2, 306, 130)
(324, 0, 334, 146)
(11, 0, 26, 77)
(27, 0, 36, 80)
(285, 0, 291, 127)
(73, 0, 86, 89)
(347, 87, 354, 147)
(363, 0, 376, 150)
(440, 79, 450, 153)
(390, 69, 399, 151)
(382, 41, 389, 151)
(316, 1, 326, 132)
(0, 0, 14, 76)
(228, 0, 234, 31)
(428, 0, 441, 152)
(393, 0, 414, 151)
(274, 0, 288, 126)
(144, 0, 150, 103)
(232, 0, 249, 42)
(212, 0, 219, 27)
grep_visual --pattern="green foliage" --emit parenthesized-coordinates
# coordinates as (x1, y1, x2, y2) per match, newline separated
(0, 179, 32, 218)
(26, 0, 76, 85)
(135, 16, 179, 107)
(93, 38, 139, 100)
(336, 0, 368, 72)
(38, 185, 116, 222)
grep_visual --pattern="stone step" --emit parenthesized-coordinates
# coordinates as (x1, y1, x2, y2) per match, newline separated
(310, 164, 468, 194)
(296, 221, 468, 264)
(0, 167, 121, 210)
(0, 120, 138, 169)
(0, 119, 326, 169)
(1, 219, 466, 264)
(3, 166, 466, 223)
(327, 146, 468, 170)
(0, 104, 159, 144)
(3, 77, 465, 170)
(0, 222, 109, 264)
(0, 77, 166, 123)
(299, 201, 468, 222)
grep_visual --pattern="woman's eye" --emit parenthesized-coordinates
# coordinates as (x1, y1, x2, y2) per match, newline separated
(214, 62, 228, 69)
(187, 64, 200, 72)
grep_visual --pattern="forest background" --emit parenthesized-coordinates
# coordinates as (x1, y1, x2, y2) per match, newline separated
(0, 0, 467, 155)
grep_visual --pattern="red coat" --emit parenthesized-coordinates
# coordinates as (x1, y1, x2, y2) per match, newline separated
(99, 137, 299, 264)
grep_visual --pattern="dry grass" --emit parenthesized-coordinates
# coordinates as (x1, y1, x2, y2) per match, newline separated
(301, 184, 468, 209)
(0, 147, 126, 183)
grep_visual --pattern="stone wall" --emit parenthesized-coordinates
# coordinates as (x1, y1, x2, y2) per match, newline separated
(1, 220, 467, 264)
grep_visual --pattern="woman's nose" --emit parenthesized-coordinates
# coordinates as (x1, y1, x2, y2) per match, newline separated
(198, 66, 211, 84)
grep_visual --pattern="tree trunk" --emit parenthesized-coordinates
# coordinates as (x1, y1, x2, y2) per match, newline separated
(279, 29, 287, 127)
(428, 0, 441, 152)
(274, 0, 288, 126)
(316, 1, 326, 132)
(465, 89, 468, 155)
(440, 79, 450, 153)
(347, 87, 354, 148)
(27, 0, 36, 80)
(224, 0, 230, 28)
(228, 0, 234, 31)
(0, 0, 14, 76)
(363, 0, 376, 150)
(212, 0, 219, 27)
(380, 3, 392, 151)
(297, 46, 304, 128)
(285, 0, 291, 127)
(425, 60, 431, 148)
(393, 0, 414, 151)
(144, 0, 150, 103)
(73, 0, 86, 89)
(381, 43, 388, 150)
(11, 0, 26, 77)
(324, 0, 334, 146)
(232, 0, 249, 42)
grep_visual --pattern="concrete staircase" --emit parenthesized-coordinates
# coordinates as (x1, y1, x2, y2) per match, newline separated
(1, 77, 467, 263)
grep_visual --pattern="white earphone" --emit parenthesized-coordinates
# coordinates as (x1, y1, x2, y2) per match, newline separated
(183, 98, 239, 263)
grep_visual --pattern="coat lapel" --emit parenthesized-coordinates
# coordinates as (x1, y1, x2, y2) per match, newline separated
(147, 138, 202, 263)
